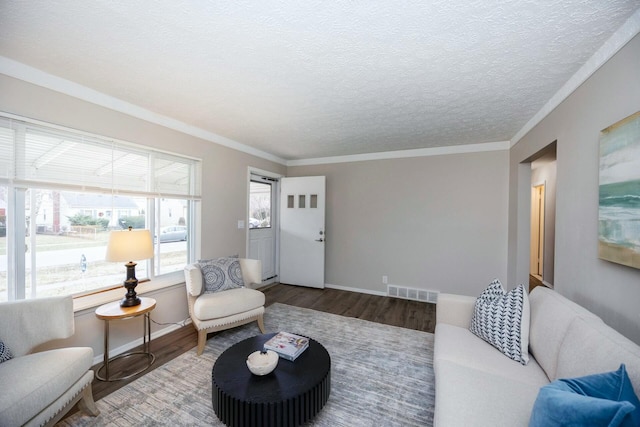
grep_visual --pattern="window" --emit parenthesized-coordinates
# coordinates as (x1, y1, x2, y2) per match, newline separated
(0, 114, 201, 302)
(155, 198, 189, 275)
(249, 180, 272, 228)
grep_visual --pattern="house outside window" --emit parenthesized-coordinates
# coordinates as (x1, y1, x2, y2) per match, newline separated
(249, 180, 272, 228)
(0, 114, 201, 302)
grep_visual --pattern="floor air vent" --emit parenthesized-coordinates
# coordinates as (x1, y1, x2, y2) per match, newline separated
(387, 285, 438, 304)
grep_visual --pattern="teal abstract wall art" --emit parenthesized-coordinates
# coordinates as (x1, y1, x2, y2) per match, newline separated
(599, 111, 640, 269)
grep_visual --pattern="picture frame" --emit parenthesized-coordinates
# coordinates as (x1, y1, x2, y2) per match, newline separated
(598, 111, 640, 269)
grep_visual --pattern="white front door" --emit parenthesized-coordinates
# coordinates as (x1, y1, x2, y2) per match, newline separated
(280, 176, 326, 288)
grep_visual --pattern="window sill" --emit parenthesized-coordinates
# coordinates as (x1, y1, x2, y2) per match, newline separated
(72, 271, 185, 313)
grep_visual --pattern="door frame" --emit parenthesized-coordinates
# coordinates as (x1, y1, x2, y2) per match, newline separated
(530, 182, 545, 279)
(246, 167, 282, 286)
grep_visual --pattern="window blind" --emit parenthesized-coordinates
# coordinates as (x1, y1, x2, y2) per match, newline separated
(0, 114, 201, 198)
(0, 120, 14, 180)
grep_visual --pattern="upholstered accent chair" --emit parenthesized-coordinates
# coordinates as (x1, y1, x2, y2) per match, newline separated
(0, 296, 99, 426)
(184, 258, 266, 356)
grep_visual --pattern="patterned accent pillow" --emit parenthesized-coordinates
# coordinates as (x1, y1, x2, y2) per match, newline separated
(469, 279, 530, 365)
(198, 257, 244, 294)
(0, 339, 13, 363)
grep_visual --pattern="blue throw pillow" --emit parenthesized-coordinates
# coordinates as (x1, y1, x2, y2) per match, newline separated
(529, 364, 640, 427)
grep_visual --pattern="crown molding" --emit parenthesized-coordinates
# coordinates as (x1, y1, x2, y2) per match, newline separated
(511, 8, 640, 146)
(0, 56, 288, 165)
(286, 140, 510, 167)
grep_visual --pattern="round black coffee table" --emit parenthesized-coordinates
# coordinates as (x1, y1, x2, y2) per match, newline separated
(212, 333, 331, 427)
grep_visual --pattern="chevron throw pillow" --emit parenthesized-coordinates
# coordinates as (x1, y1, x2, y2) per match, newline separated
(0, 339, 12, 364)
(470, 279, 530, 365)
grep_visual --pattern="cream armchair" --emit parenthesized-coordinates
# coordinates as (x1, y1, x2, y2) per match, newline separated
(184, 258, 266, 355)
(0, 296, 99, 426)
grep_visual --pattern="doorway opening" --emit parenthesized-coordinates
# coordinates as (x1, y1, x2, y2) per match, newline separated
(526, 142, 557, 291)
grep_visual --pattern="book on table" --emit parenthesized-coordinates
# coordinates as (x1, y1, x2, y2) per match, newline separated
(263, 332, 309, 361)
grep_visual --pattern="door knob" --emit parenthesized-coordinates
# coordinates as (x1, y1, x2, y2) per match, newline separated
(315, 238, 324, 242)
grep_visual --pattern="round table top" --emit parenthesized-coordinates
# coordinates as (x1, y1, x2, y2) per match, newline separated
(212, 333, 331, 405)
(95, 297, 156, 320)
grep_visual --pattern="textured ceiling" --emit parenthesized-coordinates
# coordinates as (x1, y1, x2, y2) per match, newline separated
(0, 1, 639, 161)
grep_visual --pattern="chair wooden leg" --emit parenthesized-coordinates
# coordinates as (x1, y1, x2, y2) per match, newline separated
(197, 329, 207, 356)
(77, 384, 100, 416)
(257, 314, 266, 333)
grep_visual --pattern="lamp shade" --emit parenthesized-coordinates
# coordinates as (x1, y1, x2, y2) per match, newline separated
(105, 228, 153, 262)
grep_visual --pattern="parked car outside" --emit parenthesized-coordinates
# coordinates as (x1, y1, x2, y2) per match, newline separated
(156, 225, 187, 243)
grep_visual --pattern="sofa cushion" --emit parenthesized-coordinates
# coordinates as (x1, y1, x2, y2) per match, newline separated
(469, 280, 530, 365)
(435, 323, 549, 386)
(434, 359, 542, 427)
(528, 286, 602, 381)
(199, 257, 244, 293)
(193, 287, 265, 320)
(529, 364, 640, 427)
(0, 347, 93, 426)
(557, 316, 640, 398)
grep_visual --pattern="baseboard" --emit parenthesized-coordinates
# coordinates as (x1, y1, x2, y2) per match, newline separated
(324, 283, 387, 297)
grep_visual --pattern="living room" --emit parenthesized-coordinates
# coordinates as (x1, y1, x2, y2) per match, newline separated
(1, 2, 640, 426)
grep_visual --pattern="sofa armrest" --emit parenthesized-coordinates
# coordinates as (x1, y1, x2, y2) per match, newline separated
(436, 293, 477, 328)
(240, 258, 263, 288)
(0, 296, 74, 357)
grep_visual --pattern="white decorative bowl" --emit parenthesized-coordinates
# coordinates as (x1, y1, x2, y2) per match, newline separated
(246, 350, 279, 376)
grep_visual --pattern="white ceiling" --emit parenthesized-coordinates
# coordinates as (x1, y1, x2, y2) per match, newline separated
(1, 1, 639, 164)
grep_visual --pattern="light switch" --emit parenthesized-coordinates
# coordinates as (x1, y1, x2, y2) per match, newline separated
(238, 220, 245, 229)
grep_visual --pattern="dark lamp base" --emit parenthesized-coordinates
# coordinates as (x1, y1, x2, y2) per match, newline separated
(120, 296, 142, 307)
(121, 262, 141, 307)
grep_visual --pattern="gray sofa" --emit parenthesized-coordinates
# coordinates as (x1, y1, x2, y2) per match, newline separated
(0, 296, 99, 426)
(433, 285, 640, 426)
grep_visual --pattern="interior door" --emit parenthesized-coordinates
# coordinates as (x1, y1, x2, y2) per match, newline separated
(280, 176, 325, 288)
(530, 184, 545, 278)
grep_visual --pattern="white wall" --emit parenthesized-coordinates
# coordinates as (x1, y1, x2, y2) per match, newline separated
(0, 74, 287, 358)
(288, 150, 510, 296)
(508, 34, 640, 344)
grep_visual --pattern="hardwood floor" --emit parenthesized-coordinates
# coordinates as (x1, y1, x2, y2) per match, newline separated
(263, 284, 436, 332)
(82, 283, 436, 413)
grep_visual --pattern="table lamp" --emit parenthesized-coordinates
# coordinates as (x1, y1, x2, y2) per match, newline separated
(105, 226, 154, 307)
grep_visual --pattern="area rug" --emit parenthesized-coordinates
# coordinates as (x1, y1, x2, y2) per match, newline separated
(59, 303, 435, 426)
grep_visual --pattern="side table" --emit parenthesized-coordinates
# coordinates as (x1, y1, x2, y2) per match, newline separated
(95, 296, 156, 381)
